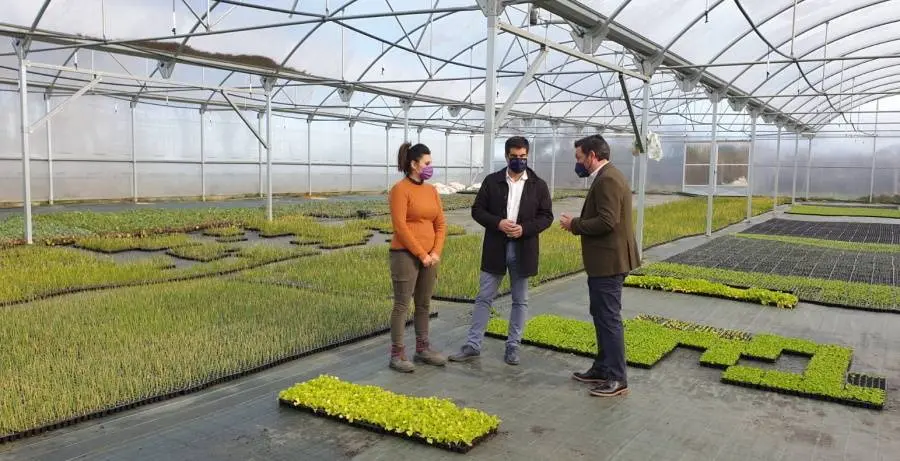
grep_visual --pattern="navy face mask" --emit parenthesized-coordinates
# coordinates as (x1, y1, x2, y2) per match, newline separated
(575, 162, 590, 178)
(508, 158, 527, 173)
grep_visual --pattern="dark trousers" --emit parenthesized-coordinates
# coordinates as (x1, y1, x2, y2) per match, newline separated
(588, 274, 627, 384)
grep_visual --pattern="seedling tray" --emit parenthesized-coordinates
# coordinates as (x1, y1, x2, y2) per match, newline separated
(277, 399, 496, 454)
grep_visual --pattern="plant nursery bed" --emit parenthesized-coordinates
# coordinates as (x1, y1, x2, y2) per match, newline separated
(633, 262, 900, 313)
(663, 236, 898, 288)
(0, 279, 438, 443)
(486, 314, 887, 410)
(743, 218, 900, 245)
(277, 375, 499, 454)
(788, 205, 900, 219)
(623, 274, 798, 308)
(0, 245, 321, 307)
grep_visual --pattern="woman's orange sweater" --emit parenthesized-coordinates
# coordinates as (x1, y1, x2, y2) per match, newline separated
(388, 177, 447, 262)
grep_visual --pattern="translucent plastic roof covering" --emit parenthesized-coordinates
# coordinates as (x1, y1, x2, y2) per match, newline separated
(1, 0, 898, 137)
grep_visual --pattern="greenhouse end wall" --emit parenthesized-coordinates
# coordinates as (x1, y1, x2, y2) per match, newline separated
(1, 91, 899, 204)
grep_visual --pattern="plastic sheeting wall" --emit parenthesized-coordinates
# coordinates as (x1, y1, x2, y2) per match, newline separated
(2, 90, 899, 203)
(0, 91, 485, 202)
(746, 136, 900, 201)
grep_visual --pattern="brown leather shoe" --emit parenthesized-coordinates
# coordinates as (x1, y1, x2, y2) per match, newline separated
(589, 381, 629, 397)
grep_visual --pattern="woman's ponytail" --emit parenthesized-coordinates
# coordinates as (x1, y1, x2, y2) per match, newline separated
(397, 142, 412, 174)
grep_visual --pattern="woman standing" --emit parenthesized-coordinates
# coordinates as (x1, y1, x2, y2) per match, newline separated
(387, 142, 448, 372)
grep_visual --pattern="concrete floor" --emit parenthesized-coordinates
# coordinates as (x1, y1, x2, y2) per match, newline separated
(8, 195, 897, 461)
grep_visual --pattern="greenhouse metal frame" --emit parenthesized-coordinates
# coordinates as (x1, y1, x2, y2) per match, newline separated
(2, 0, 900, 248)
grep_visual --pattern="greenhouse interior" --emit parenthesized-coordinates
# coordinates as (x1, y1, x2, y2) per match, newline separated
(1, 1, 899, 460)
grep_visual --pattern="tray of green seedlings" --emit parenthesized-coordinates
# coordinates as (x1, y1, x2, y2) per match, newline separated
(486, 313, 886, 409)
(166, 242, 239, 262)
(278, 375, 501, 453)
(634, 262, 900, 313)
(73, 234, 198, 254)
(202, 226, 247, 242)
(246, 216, 373, 249)
(624, 274, 799, 308)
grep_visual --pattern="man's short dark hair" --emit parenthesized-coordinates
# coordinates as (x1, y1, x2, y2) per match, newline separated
(504, 136, 529, 156)
(574, 134, 610, 161)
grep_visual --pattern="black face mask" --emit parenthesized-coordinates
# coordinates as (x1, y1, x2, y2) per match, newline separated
(508, 158, 527, 173)
(575, 162, 590, 178)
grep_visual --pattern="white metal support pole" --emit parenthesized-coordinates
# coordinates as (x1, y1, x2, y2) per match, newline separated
(773, 125, 782, 212)
(307, 116, 313, 196)
(200, 105, 206, 201)
(869, 100, 880, 203)
(45, 93, 54, 205)
(791, 131, 800, 205)
(636, 79, 651, 256)
(15, 39, 32, 244)
(257, 111, 264, 198)
(349, 120, 356, 192)
(404, 112, 410, 142)
(746, 110, 758, 221)
(444, 129, 450, 185)
(550, 121, 558, 199)
(804, 136, 813, 200)
(468, 134, 474, 184)
(705, 90, 721, 237)
(262, 77, 275, 221)
(417, 126, 422, 144)
(399, 98, 412, 143)
(481, 0, 502, 178)
(130, 98, 138, 204)
(631, 160, 637, 193)
(385, 124, 391, 189)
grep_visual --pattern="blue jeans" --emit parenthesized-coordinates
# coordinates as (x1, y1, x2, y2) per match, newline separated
(466, 241, 529, 351)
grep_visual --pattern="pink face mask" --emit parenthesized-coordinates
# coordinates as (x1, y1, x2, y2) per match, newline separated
(419, 165, 434, 181)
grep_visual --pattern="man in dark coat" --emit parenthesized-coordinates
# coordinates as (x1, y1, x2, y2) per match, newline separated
(449, 136, 554, 365)
(560, 134, 640, 397)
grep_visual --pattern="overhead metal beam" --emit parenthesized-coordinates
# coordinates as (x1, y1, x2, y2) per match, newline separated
(27, 75, 101, 134)
(0, 24, 593, 130)
(661, 54, 900, 70)
(495, 47, 548, 129)
(532, 0, 801, 127)
(26, 60, 253, 95)
(496, 21, 648, 82)
(220, 90, 268, 149)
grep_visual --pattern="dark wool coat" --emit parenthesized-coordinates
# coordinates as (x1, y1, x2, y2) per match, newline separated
(471, 167, 554, 277)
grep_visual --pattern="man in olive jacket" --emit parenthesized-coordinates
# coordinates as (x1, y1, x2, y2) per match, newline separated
(449, 136, 554, 366)
(560, 134, 640, 397)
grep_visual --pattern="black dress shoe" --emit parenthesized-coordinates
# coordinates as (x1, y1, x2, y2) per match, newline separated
(589, 381, 629, 397)
(572, 368, 608, 384)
